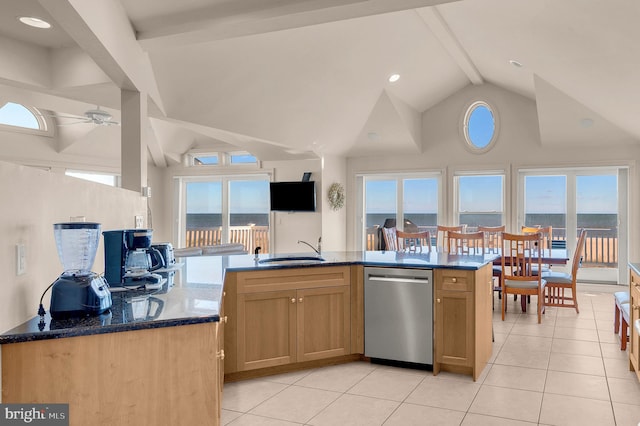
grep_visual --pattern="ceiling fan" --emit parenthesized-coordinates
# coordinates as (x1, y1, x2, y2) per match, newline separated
(52, 106, 119, 126)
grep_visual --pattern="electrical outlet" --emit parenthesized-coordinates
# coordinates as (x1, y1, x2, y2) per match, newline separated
(135, 215, 144, 229)
(16, 244, 26, 276)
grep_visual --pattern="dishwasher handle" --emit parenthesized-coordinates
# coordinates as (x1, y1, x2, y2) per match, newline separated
(367, 276, 430, 284)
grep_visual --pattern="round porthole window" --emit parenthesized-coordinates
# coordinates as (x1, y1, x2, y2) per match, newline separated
(463, 101, 498, 153)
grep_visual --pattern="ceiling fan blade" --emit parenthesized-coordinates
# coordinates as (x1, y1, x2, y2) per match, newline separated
(57, 120, 92, 126)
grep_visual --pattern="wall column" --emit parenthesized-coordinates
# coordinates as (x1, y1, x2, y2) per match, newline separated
(121, 89, 147, 193)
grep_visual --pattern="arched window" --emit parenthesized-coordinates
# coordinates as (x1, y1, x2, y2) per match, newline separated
(0, 102, 48, 132)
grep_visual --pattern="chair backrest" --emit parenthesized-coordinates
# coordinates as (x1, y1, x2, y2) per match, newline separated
(571, 229, 587, 278)
(396, 230, 432, 253)
(522, 225, 553, 250)
(447, 231, 485, 255)
(502, 232, 543, 280)
(478, 225, 505, 253)
(436, 225, 465, 252)
(382, 227, 398, 251)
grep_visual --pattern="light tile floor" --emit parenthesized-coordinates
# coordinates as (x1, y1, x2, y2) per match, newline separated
(221, 284, 640, 425)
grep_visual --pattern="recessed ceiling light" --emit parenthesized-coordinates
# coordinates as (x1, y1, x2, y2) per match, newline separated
(509, 59, 523, 68)
(388, 74, 400, 83)
(18, 16, 52, 29)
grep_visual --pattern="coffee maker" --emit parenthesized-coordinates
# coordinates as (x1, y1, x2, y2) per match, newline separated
(49, 222, 112, 319)
(103, 229, 166, 288)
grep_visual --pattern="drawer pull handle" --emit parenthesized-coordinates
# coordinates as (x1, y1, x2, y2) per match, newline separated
(222, 315, 228, 323)
(451, 277, 457, 283)
(291, 298, 296, 303)
(634, 305, 640, 311)
(298, 297, 303, 303)
(437, 298, 441, 303)
(219, 350, 225, 360)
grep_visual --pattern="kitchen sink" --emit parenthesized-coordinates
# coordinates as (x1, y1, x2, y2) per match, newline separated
(259, 256, 325, 264)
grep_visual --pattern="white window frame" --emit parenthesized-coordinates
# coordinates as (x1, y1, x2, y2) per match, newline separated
(453, 170, 506, 229)
(355, 171, 443, 250)
(174, 173, 271, 248)
(460, 100, 499, 154)
(516, 165, 628, 284)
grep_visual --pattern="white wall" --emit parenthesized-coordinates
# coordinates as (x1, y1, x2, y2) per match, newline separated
(0, 160, 147, 334)
(346, 83, 640, 260)
(321, 155, 347, 252)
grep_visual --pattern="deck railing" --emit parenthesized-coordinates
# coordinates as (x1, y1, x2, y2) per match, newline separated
(365, 226, 618, 267)
(185, 225, 270, 253)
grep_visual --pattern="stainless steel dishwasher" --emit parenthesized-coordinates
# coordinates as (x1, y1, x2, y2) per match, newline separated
(364, 267, 433, 365)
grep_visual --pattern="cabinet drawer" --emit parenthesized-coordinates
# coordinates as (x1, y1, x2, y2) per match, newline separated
(436, 269, 473, 292)
(237, 266, 351, 294)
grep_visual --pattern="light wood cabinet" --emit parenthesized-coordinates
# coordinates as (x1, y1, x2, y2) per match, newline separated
(2, 322, 221, 426)
(433, 263, 493, 381)
(228, 266, 352, 374)
(630, 268, 640, 382)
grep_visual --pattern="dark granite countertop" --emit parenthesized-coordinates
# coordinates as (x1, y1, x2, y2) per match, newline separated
(1, 250, 498, 344)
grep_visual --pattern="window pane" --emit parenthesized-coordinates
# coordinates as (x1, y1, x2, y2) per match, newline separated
(230, 154, 257, 164)
(194, 155, 218, 165)
(458, 175, 503, 228)
(0, 102, 40, 129)
(365, 180, 397, 228)
(467, 105, 494, 148)
(577, 174, 617, 267)
(524, 175, 566, 240)
(185, 181, 222, 247)
(229, 180, 270, 253)
(403, 178, 438, 231)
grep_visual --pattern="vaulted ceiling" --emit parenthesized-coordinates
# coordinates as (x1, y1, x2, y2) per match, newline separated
(0, 0, 638, 168)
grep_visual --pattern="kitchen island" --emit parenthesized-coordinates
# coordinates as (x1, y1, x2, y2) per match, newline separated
(1, 250, 496, 426)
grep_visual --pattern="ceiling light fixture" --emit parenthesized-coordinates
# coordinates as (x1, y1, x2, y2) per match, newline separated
(388, 74, 400, 83)
(509, 59, 523, 68)
(18, 16, 52, 29)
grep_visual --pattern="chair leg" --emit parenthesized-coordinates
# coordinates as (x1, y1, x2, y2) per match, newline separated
(621, 319, 628, 351)
(614, 304, 621, 333)
(521, 295, 527, 312)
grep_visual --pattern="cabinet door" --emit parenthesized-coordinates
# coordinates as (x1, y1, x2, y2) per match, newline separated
(237, 290, 297, 371)
(435, 289, 473, 367)
(297, 285, 351, 362)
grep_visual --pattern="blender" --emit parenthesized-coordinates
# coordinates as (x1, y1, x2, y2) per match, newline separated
(48, 222, 112, 319)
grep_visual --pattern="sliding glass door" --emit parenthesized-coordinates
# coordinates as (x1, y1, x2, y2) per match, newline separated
(360, 173, 441, 250)
(519, 168, 625, 283)
(178, 175, 270, 253)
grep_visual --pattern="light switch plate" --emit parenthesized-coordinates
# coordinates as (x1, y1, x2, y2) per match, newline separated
(135, 215, 144, 229)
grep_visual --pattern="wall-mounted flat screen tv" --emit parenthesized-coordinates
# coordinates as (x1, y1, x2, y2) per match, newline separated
(270, 181, 316, 212)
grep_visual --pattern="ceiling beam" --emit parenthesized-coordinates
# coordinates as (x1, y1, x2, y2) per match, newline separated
(137, 0, 461, 50)
(39, 0, 165, 116)
(417, 7, 483, 85)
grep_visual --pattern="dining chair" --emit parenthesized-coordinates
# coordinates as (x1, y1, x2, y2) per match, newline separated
(501, 232, 546, 323)
(381, 227, 398, 251)
(478, 225, 505, 302)
(396, 230, 432, 253)
(436, 225, 465, 252)
(446, 231, 485, 255)
(543, 229, 586, 314)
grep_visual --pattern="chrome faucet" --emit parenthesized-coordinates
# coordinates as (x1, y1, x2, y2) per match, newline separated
(298, 237, 322, 255)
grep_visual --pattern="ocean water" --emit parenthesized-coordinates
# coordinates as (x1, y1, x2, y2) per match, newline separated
(186, 213, 269, 228)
